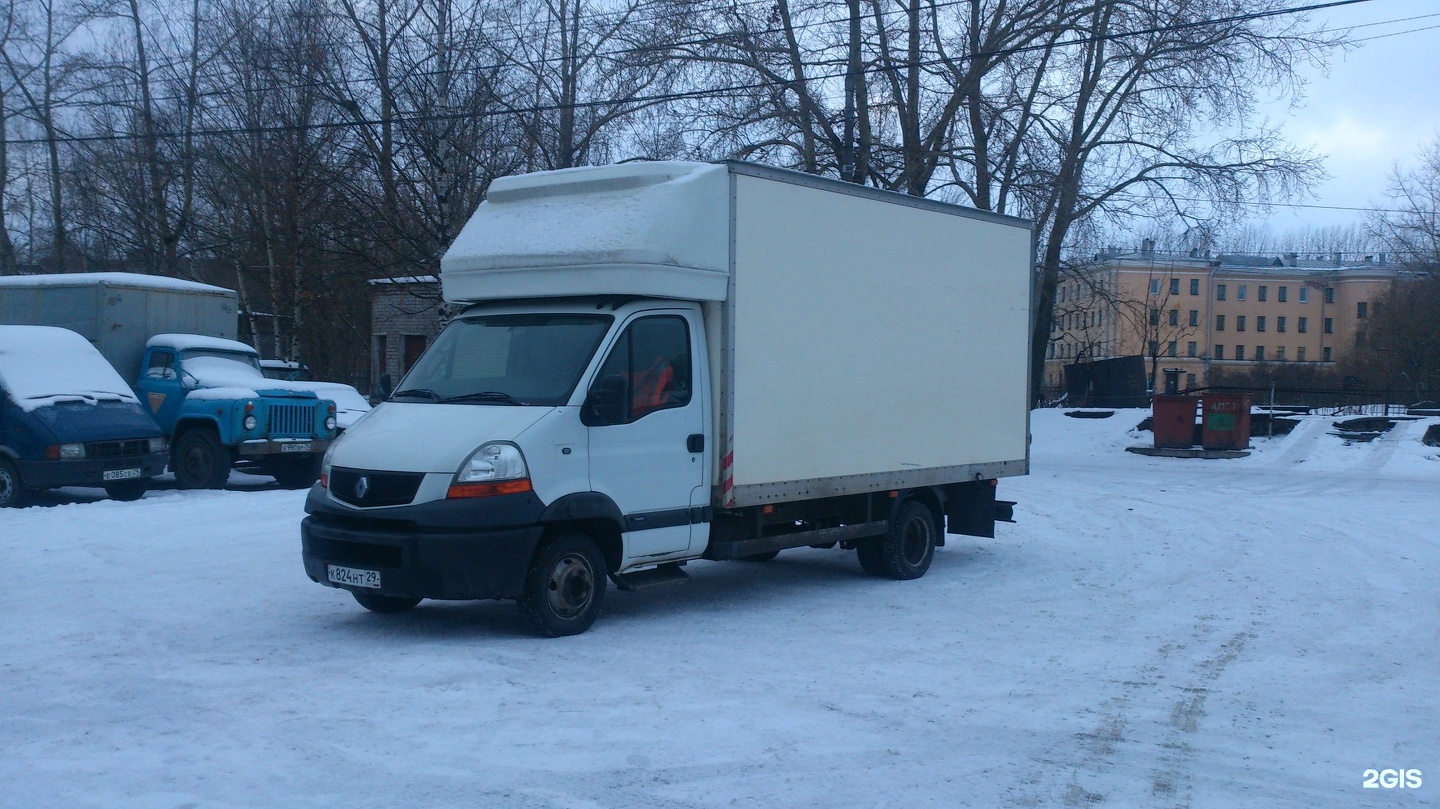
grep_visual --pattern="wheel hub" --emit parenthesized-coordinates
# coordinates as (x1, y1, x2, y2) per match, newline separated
(546, 554, 595, 619)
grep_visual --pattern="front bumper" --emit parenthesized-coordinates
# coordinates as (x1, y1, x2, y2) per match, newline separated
(16, 451, 168, 489)
(301, 486, 547, 601)
(237, 439, 331, 457)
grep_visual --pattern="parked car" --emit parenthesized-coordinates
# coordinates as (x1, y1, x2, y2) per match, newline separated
(259, 359, 310, 381)
(0, 326, 168, 506)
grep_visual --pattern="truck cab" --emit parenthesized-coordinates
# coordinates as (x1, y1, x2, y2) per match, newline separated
(139, 334, 340, 489)
(0, 326, 168, 506)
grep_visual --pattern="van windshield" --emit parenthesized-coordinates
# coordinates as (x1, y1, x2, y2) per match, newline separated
(392, 313, 613, 406)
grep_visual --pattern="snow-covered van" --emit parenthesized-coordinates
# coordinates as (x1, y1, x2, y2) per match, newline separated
(0, 273, 361, 489)
(302, 161, 1033, 635)
(0, 326, 168, 506)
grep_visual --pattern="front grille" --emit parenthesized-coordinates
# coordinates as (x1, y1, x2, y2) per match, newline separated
(329, 467, 424, 508)
(269, 403, 315, 437)
(87, 439, 151, 458)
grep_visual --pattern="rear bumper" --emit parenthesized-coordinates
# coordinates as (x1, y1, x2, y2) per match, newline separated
(16, 452, 168, 489)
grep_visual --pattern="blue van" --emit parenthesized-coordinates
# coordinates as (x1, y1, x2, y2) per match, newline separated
(0, 326, 168, 506)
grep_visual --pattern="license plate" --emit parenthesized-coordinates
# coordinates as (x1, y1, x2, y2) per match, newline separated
(327, 564, 381, 589)
(102, 468, 141, 481)
(281, 443, 312, 453)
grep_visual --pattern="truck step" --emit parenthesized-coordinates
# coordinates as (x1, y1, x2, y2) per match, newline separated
(610, 563, 690, 592)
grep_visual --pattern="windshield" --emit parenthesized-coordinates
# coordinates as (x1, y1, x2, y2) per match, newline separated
(393, 313, 613, 406)
(180, 350, 265, 387)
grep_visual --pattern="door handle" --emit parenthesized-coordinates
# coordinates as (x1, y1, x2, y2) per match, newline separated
(687, 434, 704, 453)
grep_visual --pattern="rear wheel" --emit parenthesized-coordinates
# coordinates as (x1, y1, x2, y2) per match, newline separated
(0, 458, 28, 508)
(519, 532, 607, 637)
(173, 429, 231, 489)
(103, 479, 148, 502)
(858, 500, 937, 580)
(352, 591, 422, 613)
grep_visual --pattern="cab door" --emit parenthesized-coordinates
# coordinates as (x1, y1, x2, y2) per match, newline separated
(584, 311, 705, 562)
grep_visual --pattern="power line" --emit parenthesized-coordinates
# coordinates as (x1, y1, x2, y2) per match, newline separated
(7, 0, 1391, 147)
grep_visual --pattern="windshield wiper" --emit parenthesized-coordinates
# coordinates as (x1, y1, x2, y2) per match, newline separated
(440, 391, 529, 406)
(390, 388, 440, 401)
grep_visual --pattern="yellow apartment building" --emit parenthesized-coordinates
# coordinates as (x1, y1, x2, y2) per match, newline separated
(1044, 244, 1411, 396)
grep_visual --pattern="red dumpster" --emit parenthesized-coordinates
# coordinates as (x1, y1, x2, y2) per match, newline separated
(1201, 393, 1251, 450)
(1152, 395, 1200, 449)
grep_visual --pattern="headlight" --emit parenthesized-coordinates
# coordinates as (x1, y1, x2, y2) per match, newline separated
(148, 436, 168, 453)
(325, 416, 337, 431)
(60, 443, 85, 459)
(320, 443, 337, 488)
(243, 415, 258, 430)
(449, 442, 531, 498)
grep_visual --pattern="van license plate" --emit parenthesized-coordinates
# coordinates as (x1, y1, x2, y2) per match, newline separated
(328, 564, 381, 589)
(102, 468, 141, 481)
(281, 443, 311, 453)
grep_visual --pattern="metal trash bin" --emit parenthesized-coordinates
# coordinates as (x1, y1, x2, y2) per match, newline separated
(1152, 395, 1200, 449)
(1201, 393, 1251, 450)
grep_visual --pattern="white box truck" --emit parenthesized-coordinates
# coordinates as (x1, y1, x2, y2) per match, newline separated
(301, 161, 1032, 635)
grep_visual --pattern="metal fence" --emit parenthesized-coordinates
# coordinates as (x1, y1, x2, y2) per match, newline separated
(1199, 386, 1440, 417)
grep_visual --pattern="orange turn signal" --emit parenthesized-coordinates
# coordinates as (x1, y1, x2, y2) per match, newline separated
(446, 479, 533, 499)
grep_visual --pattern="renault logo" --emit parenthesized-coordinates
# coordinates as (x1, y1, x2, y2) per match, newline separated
(355, 476, 370, 500)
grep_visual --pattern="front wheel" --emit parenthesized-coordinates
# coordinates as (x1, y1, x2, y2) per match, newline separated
(519, 532, 607, 637)
(103, 479, 148, 502)
(0, 458, 28, 508)
(173, 429, 232, 489)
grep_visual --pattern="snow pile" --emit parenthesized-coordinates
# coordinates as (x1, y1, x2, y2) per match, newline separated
(0, 325, 140, 411)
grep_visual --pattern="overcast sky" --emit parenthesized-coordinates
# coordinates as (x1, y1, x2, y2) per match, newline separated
(1257, 0, 1440, 234)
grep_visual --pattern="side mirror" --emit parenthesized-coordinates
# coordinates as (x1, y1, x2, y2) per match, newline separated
(582, 376, 628, 426)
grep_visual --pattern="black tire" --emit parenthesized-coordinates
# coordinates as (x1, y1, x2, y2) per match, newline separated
(173, 429, 232, 489)
(352, 591, 422, 613)
(855, 539, 888, 576)
(267, 456, 320, 489)
(0, 458, 28, 508)
(103, 479, 148, 502)
(871, 500, 938, 580)
(519, 532, 607, 637)
(739, 550, 780, 562)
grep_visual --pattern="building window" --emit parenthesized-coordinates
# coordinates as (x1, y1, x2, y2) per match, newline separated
(1216, 284, 1227, 301)
(1254, 346, 1265, 361)
(1357, 301, 1368, 319)
(1150, 278, 1160, 295)
(1238, 284, 1248, 301)
(1258, 285, 1268, 302)
(1170, 278, 1180, 295)
(1298, 316, 1308, 333)
(1278, 286, 1288, 302)
(1297, 347, 1306, 361)
(1150, 308, 1160, 326)
(1256, 316, 1266, 332)
(403, 334, 428, 374)
(1186, 373, 1196, 388)
(1235, 345, 1245, 361)
(1189, 309, 1199, 327)
(1275, 346, 1286, 361)
(1277, 316, 1287, 333)
(1187, 341, 1197, 357)
(1167, 341, 1177, 358)
(1215, 345, 1225, 360)
(1168, 309, 1179, 327)
(1299, 287, 1309, 303)
(1216, 314, 1226, 331)
(1236, 315, 1246, 332)
(1190, 278, 1200, 295)
(1323, 347, 1332, 362)
(1324, 317, 1333, 334)
(1324, 286, 1335, 304)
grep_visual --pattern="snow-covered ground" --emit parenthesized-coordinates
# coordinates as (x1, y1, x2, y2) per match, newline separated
(2, 410, 1435, 807)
